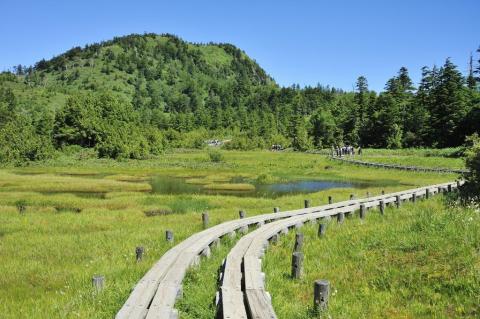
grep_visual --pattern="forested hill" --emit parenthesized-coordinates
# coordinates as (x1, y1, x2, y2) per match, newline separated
(0, 33, 479, 164)
(29, 33, 274, 108)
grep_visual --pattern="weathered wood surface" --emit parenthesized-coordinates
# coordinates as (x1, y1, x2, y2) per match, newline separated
(330, 156, 468, 174)
(218, 181, 461, 319)
(117, 180, 461, 319)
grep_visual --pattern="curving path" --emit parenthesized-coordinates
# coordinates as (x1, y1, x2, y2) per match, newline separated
(116, 160, 463, 319)
(218, 182, 460, 319)
(330, 156, 468, 174)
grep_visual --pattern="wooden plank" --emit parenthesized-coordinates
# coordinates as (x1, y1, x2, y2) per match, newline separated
(118, 179, 458, 319)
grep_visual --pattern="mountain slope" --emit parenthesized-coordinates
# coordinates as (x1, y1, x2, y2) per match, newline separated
(26, 33, 275, 113)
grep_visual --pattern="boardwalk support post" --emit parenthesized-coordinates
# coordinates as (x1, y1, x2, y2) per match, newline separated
(294, 233, 304, 252)
(337, 212, 344, 223)
(396, 195, 401, 208)
(379, 200, 385, 215)
(274, 207, 280, 213)
(135, 246, 144, 262)
(202, 212, 209, 229)
(359, 204, 366, 219)
(328, 196, 333, 204)
(239, 210, 246, 219)
(304, 199, 311, 208)
(271, 233, 280, 244)
(291, 252, 304, 279)
(92, 275, 105, 292)
(426, 188, 430, 199)
(166, 230, 174, 243)
(412, 193, 417, 203)
(314, 280, 330, 313)
(318, 223, 326, 237)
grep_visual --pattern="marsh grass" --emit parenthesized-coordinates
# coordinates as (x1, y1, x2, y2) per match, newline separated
(202, 183, 255, 191)
(263, 197, 480, 318)
(0, 149, 465, 318)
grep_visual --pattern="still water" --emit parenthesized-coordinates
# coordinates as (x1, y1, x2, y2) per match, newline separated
(150, 176, 378, 198)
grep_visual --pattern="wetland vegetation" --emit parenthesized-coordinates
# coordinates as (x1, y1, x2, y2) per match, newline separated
(0, 149, 468, 318)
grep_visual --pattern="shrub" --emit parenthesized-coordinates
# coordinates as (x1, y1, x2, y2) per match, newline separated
(460, 134, 480, 205)
(208, 150, 224, 163)
(15, 200, 27, 214)
(144, 206, 173, 217)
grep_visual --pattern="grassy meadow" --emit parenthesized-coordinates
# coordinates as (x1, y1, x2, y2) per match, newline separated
(0, 149, 468, 318)
(357, 148, 465, 169)
(264, 197, 480, 318)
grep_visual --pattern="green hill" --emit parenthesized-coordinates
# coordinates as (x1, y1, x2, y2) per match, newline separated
(0, 33, 478, 164)
(28, 33, 274, 110)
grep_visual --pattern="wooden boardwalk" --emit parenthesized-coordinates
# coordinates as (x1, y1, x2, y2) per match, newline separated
(116, 175, 462, 318)
(218, 181, 460, 319)
(330, 156, 468, 174)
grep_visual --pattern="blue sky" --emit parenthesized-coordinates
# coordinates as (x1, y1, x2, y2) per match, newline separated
(0, 0, 478, 91)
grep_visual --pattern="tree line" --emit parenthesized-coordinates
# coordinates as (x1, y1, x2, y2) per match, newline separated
(0, 33, 479, 164)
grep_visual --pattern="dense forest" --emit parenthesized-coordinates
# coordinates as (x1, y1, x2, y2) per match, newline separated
(0, 33, 479, 164)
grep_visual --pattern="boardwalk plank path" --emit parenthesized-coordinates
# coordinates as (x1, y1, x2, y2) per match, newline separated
(218, 181, 461, 319)
(330, 156, 468, 174)
(117, 173, 461, 319)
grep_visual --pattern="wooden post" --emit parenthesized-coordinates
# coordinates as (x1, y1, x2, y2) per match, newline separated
(202, 212, 209, 229)
(211, 238, 221, 249)
(359, 204, 366, 219)
(239, 210, 246, 219)
(166, 230, 174, 243)
(396, 195, 401, 208)
(291, 252, 304, 279)
(201, 244, 211, 257)
(304, 199, 311, 208)
(313, 280, 330, 312)
(337, 212, 344, 223)
(350, 194, 355, 200)
(426, 188, 430, 199)
(92, 275, 105, 292)
(318, 224, 326, 237)
(447, 184, 452, 193)
(294, 233, 304, 252)
(412, 193, 417, 203)
(135, 246, 144, 262)
(382, 190, 385, 195)
(271, 233, 280, 244)
(273, 207, 280, 213)
(328, 196, 333, 204)
(456, 181, 461, 189)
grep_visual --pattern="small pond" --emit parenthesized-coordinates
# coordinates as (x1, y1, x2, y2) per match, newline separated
(150, 176, 387, 198)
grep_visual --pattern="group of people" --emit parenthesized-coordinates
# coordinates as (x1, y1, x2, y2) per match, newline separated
(332, 145, 362, 157)
(271, 144, 284, 151)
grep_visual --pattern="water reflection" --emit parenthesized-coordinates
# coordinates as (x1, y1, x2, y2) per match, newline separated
(150, 176, 380, 198)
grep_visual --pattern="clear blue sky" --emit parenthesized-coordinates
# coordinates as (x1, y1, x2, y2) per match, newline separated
(0, 0, 478, 91)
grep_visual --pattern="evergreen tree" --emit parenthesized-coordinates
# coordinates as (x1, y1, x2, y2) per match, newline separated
(429, 59, 470, 147)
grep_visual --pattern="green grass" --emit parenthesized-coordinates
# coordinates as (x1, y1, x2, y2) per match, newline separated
(263, 197, 480, 318)
(0, 149, 466, 318)
(356, 148, 465, 169)
(177, 234, 239, 319)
